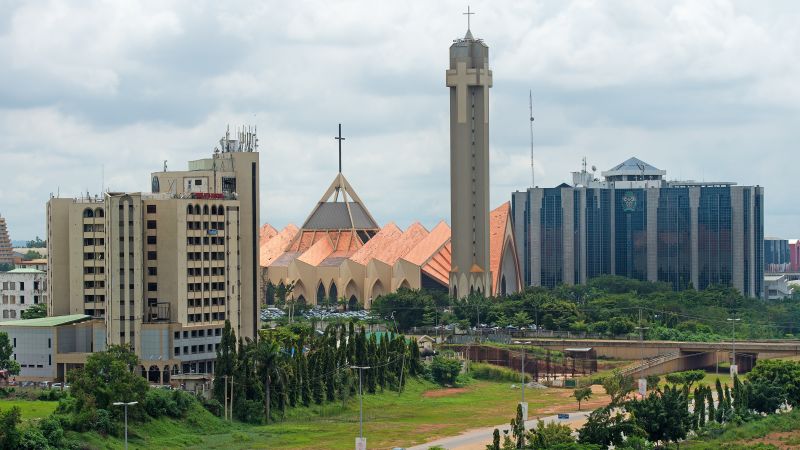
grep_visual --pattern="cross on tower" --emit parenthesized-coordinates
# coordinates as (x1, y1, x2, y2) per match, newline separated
(334, 123, 345, 173)
(463, 6, 475, 31)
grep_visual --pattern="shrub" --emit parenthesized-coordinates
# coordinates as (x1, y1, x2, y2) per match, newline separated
(18, 426, 48, 450)
(236, 399, 264, 424)
(38, 415, 66, 448)
(203, 398, 223, 417)
(471, 363, 530, 383)
(92, 409, 116, 436)
(429, 356, 462, 386)
(143, 388, 195, 419)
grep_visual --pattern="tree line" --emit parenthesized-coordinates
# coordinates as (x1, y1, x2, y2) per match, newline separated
(489, 360, 800, 449)
(212, 320, 423, 423)
(371, 275, 800, 340)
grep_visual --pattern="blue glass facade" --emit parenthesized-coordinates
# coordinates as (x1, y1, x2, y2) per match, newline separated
(512, 182, 764, 298)
(614, 189, 647, 281)
(657, 188, 691, 290)
(540, 189, 563, 288)
(697, 187, 732, 290)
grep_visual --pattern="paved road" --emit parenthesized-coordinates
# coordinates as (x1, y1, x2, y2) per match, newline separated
(407, 409, 593, 450)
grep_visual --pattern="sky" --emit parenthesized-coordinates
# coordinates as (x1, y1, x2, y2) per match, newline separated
(1, 0, 799, 241)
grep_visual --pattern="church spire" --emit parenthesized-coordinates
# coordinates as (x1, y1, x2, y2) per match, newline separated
(334, 123, 345, 173)
(463, 6, 475, 39)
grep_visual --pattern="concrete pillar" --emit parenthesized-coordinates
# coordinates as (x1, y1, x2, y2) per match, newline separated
(646, 189, 660, 282)
(689, 187, 700, 289)
(731, 187, 744, 294)
(562, 189, 574, 285)
(530, 190, 543, 286)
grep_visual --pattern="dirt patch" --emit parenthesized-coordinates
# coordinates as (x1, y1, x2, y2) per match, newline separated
(423, 387, 469, 398)
(414, 423, 452, 434)
(740, 430, 800, 449)
(533, 385, 611, 415)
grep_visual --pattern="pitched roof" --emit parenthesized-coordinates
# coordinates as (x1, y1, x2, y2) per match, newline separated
(260, 224, 299, 266)
(609, 157, 660, 172)
(259, 224, 278, 248)
(403, 221, 451, 266)
(296, 237, 334, 266)
(422, 241, 451, 287)
(300, 173, 379, 231)
(6, 268, 45, 274)
(375, 222, 429, 265)
(350, 223, 404, 265)
(0, 314, 91, 328)
(489, 202, 511, 292)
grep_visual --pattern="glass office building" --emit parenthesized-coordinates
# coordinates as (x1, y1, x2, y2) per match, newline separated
(512, 157, 765, 298)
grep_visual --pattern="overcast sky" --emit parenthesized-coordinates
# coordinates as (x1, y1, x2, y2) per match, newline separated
(1, 0, 798, 241)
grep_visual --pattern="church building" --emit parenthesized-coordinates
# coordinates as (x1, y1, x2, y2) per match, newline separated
(259, 20, 521, 307)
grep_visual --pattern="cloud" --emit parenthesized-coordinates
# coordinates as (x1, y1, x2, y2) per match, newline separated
(0, 0, 798, 240)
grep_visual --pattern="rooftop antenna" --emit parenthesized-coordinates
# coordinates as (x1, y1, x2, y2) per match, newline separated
(582, 156, 587, 173)
(163, 160, 168, 172)
(529, 90, 535, 187)
(101, 164, 104, 194)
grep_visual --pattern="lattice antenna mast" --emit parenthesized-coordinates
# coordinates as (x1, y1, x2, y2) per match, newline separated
(529, 90, 535, 187)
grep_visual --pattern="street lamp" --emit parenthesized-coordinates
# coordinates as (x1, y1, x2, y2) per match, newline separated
(350, 365, 371, 450)
(727, 316, 741, 376)
(112, 401, 138, 450)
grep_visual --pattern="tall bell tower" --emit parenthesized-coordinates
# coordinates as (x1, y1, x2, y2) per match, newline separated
(447, 15, 492, 298)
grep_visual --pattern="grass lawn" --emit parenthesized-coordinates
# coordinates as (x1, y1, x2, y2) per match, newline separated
(71, 377, 601, 450)
(0, 398, 59, 421)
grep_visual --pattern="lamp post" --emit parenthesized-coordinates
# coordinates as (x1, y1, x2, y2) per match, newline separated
(727, 316, 741, 376)
(350, 365, 371, 450)
(112, 401, 138, 450)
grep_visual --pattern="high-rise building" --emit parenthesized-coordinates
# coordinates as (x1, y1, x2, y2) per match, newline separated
(512, 157, 765, 298)
(764, 237, 791, 272)
(47, 128, 260, 378)
(0, 213, 13, 266)
(447, 23, 493, 298)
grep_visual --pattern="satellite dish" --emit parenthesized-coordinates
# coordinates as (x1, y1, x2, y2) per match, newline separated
(591, 165, 597, 172)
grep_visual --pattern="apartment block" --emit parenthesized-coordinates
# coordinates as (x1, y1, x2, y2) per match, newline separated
(46, 128, 260, 380)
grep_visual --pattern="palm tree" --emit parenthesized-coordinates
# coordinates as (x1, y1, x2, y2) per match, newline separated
(256, 339, 285, 423)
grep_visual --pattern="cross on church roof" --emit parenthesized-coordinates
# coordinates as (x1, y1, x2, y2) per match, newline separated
(463, 5, 475, 30)
(334, 123, 345, 173)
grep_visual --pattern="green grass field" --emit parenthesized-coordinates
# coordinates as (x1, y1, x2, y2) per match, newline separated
(0, 399, 59, 421)
(64, 377, 592, 450)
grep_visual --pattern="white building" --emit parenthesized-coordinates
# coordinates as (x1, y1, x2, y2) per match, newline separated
(0, 268, 48, 321)
(765, 274, 792, 300)
(0, 314, 104, 381)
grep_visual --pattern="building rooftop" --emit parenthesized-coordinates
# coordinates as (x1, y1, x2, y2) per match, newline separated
(5, 268, 45, 274)
(0, 314, 91, 328)
(602, 157, 666, 179)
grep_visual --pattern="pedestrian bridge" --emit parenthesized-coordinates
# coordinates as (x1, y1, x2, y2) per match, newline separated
(515, 338, 800, 375)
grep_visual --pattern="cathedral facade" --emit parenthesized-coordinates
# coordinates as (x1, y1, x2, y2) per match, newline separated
(259, 22, 520, 308)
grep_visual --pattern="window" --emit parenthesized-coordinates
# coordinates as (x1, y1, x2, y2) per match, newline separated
(147, 251, 157, 260)
(174, 332, 180, 340)
(146, 220, 157, 230)
(48, 338, 51, 348)
(20, 296, 25, 304)
(147, 235, 157, 245)
(147, 283, 158, 292)
(174, 347, 180, 355)
(148, 267, 157, 276)
(194, 179, 202, 186)
(146, 204, 157, 213)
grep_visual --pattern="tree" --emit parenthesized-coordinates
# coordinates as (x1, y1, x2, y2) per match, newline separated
(664, 370, 705, 389)
(527, 419, 575, 448)
(572, 386, 592, 411)
(578, 406, 639, 447)
(645, 374, 660, 391)
(0, 263, 12, 273)
(0, 332, 21, 376)
(20, 303, 47, 320)
(0, 406, 21, 449)
(608, 316, 636, 335)
(430, 356, 462, 386)
(510, 403, 525, 449)
(602, 370, 634, 406)
(255, 339, 284, 423)
(487, 428, 500, 450)
(511, 311, 531, 328)
(747, 359, 800, 407)
(68, 344, 148, 413)
(25, 237, 46, 248)
(23, 250, 42, 260)
(626, 385, 691, 447)
(213, 320, 237, 405)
